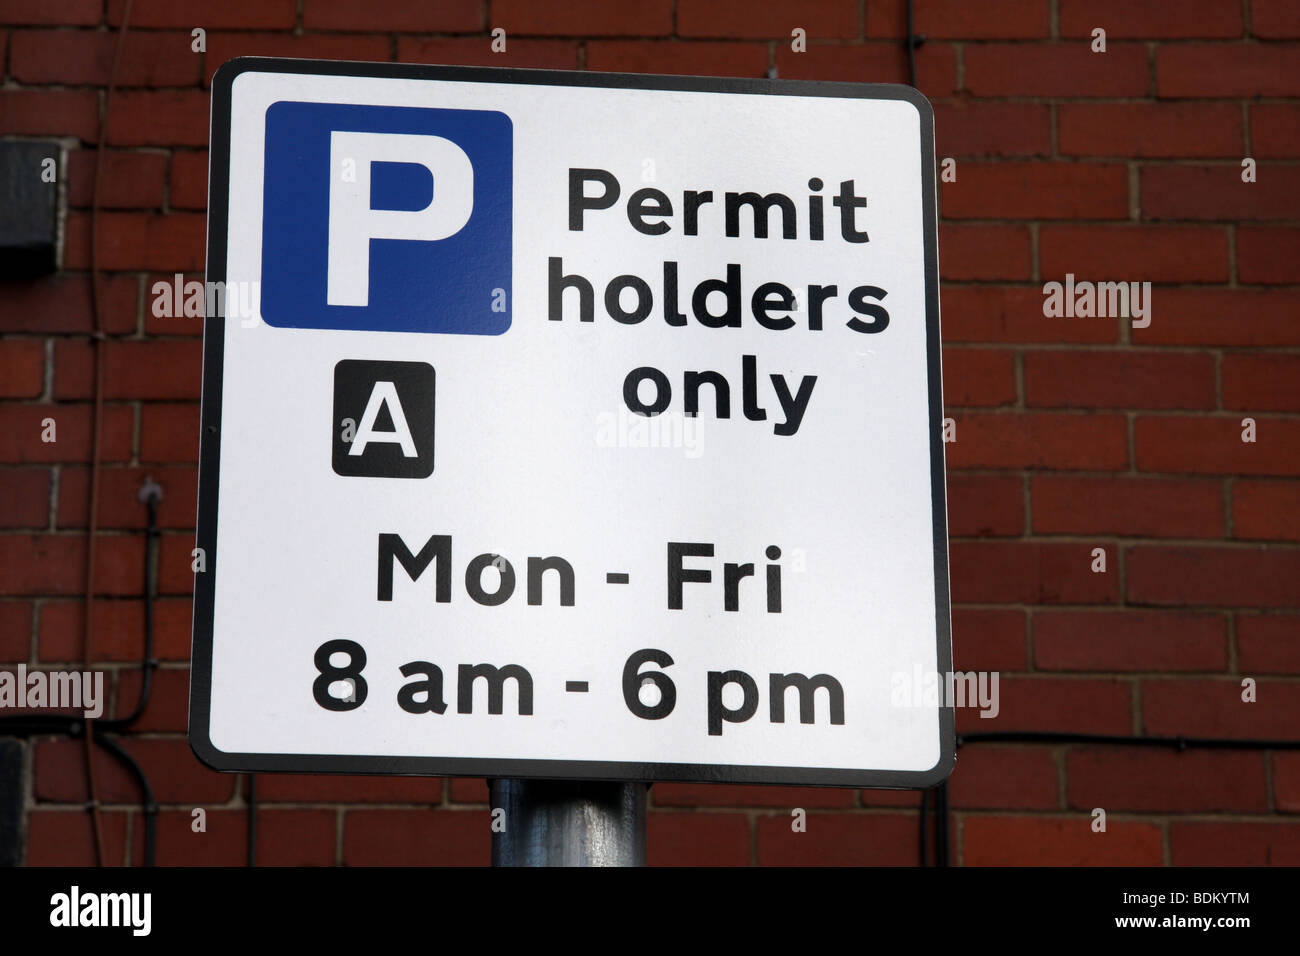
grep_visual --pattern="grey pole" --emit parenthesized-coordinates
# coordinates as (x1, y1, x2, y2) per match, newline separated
(490, 779, 646, 866)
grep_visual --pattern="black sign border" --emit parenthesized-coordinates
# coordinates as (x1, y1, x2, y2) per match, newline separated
(192, 57, 954, 789)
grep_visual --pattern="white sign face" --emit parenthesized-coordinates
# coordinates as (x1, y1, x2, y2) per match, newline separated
(191, 60, 953, 788)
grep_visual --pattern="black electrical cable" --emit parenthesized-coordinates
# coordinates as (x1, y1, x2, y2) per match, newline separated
(905, 0, 921, 88)
(98, 489, 159, 731)
(0, 484, 161, 865)
(247, 774, 258, 867)
(934, 778, 949, 866)
(919, 786, 929, 865)
(91, 732, 157, 867)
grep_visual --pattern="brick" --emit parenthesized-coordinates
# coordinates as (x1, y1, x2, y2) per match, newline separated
(1061, 0, 1243, 38)
(963, 815, 1163, 865)
(939, 225, 1032, 281)
(964, 43, 1149, 97)
(128, 810, 244, 866)
(680, 0, 856, 38)
(67, 150, 168, 209)
(1142, 165, 1300, 221)
(586, 41, 769, 77)
(948, 746, 1058, 809)
(136, 811, 335, 868)
(24, 810, 130, 866)
(756, 812, 916, 865)
(911, 0, 1049, 38)
(652, 783, 852, 808)
(950, 542, 1119, 604)
(64, 211, 206, 272)
(0, 406, 133, 465)
(647, 812, 750, 866)
(0, 470, 50, 529)
(0, 601, 33, 662)
(1040, 226, 1229, 283)
(397, 36, 578, 70)
(344, 809, 489, 866)
(1128, 546, 1300, 608)
(944, 413, 1129, 471)
(1237, 613, 1300, 674)
(57, 465, 197, 529)
(248, 810, 337, 866)
(1060, 102, 1243, 159)
(774, 42, 957, 97)
(136, 809, 336, 866)
(113, 666, 189, 730)
(959, 677, 1132, 735)
(1276, 752, 1300, 811)
(1223, 355, 1300, 413)
(140, 404, 200, 463)
(942, 347, 1017, 407)
(204, 32, 392, 84)
(448, 778, 489, 803)
(1170, 822, 1300, 865)
(0, 275, 138, 335)
(941, 286, 1119, 345)
(1024, 351, 1217, 410)
(1238, 227, 1299, 284)
(1254, 0, 1300, 38)
(35, 737, 234, 804)
(947, 474, 1024, 537)
(38, 597, 193, 662)
(104, 91, 210, 147)
(1067, 747, 1266, 811)
(0, 534, 145, 597)
(0, 340, 44, 398)
(54, 340, 201, 401)
(942, 163, 1129, 220)
(1032, 475, 1224, 538)
(932, 102, 1051, 158)
(0, 0, 101, 25)
(0, 90, 100, 142)
(9, 29, 199, 86)
(952, 607, 1027, 671)
(157, 534, 197, 595)
(169, 151, 208, 210)
(1234, 480, 1300, 541)
(860, 788, 921, 808)
(1033, 610, 1227, 672)
(108, 0, 296, 29)
(256, 774, 443, 803)
(1249, 104, 1300, 158)
(1158, 43, 1300, 97)
(1135, 416, 1300, 477)
(490, 0, 667, 36)
(1131, 290, 1300, 347)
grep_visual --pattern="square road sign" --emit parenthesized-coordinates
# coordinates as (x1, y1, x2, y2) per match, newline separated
(190, 59, 953, 788)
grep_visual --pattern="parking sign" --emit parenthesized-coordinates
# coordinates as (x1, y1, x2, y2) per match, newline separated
(191, 59, 953, 788)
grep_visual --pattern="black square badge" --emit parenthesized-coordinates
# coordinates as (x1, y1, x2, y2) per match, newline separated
(332, 360, 435, 478)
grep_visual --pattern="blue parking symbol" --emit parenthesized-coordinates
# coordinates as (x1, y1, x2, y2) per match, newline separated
(260, 102, 512, 335)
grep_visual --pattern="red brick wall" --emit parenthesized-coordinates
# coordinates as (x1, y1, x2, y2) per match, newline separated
(1, 0, 1297, 866)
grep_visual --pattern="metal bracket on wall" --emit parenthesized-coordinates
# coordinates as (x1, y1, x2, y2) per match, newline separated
(0, 140, 65, 279)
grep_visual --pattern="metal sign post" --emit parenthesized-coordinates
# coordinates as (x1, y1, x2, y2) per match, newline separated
(490, 780, 645, 866)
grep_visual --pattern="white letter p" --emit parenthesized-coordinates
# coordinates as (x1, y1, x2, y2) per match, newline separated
(327, 131, 474, 307)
